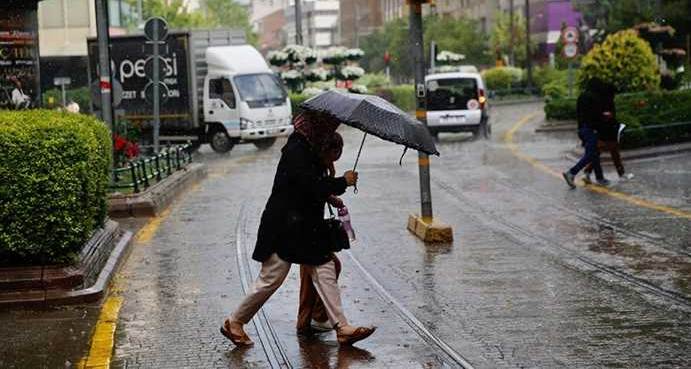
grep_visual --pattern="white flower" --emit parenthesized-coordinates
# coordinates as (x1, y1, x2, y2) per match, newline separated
(348, 84, 368, 94)
(436, 50, 465, 63)
(281, 70, 303, 80)
(302, 87, 323, 96)
(339, 66, 365, 79)
(345, 48, 365, 60)
(305, 67, 330, 81)
(282, 44, 318, 63)
(268, 50, 288, 63)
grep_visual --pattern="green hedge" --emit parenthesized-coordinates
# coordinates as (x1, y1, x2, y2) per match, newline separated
(616, 89, 691, 148)
(375, 84, 415, 112)
(289, 92, 309, 114)
(544, 90, 691, 149)
(0, 110, 112, 265)
(481, 67, 523, 90)
(544, 97, 577, 121)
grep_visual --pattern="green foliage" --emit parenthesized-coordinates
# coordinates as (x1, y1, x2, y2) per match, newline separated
(490, 11, 530, 66)
(358, 73, 390, 89)
(374, 84, 415, 112)
(482, 67, 523, 90)
(289, 92, 310, 114)
(42, 87, 91, 111)
(535, 67, 579, 99)
(424, 15, 490, 66)
(124, 0, 256, 45)
(615, 89, 691, 148)
(579, 30, 660, 92)
(544, 97, 578, 121)
(360, 16, 489, 81)
(0, 110, 112, 265)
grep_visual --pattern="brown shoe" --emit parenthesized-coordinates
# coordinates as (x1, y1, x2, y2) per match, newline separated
(220, 319, 253, 346)
(337, 326, 376, 346)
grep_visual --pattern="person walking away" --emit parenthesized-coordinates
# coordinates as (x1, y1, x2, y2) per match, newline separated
(297, 132, 347, 334)
(563, 78, 612, 188)
(582, 85, 633, 183)
(221, 113, 376, 346)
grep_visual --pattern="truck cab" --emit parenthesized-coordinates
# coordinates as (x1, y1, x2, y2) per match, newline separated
(203, 46, 293, 153)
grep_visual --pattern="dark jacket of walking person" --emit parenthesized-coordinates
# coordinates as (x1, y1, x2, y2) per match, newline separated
(563, 78, 614, 188)
(253, 126, 347, 266)
(222, 113, 376, 347)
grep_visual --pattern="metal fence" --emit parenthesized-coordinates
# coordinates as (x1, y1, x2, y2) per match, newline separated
(110, 144, 193, 193)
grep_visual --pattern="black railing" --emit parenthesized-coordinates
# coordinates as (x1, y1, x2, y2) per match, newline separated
(110, 144, 193, 193)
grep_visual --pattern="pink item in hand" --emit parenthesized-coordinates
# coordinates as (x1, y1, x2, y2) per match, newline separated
(338, 206, 356, 241)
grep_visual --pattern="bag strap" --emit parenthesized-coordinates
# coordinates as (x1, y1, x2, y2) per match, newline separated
(327, 203, 335, 217)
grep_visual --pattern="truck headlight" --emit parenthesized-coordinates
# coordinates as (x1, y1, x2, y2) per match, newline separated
(240, 118, 254, 129)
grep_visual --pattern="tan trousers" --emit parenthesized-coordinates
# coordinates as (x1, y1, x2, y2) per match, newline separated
(230, 253, 348, 328)
(297, 254, 342, 330)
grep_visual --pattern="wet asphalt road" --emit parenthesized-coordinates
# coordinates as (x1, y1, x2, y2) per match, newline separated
(1, 102, 690, 368)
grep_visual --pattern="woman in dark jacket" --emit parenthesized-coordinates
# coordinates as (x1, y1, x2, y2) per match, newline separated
(221, 113, 376, 347)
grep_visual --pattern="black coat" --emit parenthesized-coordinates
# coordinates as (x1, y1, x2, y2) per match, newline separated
(577, 79, 616, 134)
(252, 133, 348, 265)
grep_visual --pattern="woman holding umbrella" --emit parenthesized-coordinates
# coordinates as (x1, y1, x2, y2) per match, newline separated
(221, 112, 376, 346)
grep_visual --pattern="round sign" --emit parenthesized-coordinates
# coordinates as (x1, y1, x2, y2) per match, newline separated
(144, 81, 170, 105)
(90, 79, 123, 108)
(144, 17, 168, 42)
(563, 42, 579, 59)
(467, 99, 480, 110)
(563, 26, 579, 43)
(144, 56, 168, 79)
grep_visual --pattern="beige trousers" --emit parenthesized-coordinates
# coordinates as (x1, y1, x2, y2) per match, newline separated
(230, 253, 348, 328)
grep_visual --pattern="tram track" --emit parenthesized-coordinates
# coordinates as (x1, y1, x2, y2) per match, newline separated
(235, 202, 475, 368)
(429, 175, 691, 310)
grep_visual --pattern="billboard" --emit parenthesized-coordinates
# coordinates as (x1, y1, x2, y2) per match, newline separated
(0, 3, 40, 109)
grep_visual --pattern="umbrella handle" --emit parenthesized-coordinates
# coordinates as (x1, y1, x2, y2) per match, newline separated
(352, 133, 367, 194)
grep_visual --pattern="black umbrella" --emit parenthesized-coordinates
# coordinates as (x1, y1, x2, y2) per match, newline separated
(300, 90, 440, 169)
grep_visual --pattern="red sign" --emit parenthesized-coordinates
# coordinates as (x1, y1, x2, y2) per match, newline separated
(384, 51, 391, 64)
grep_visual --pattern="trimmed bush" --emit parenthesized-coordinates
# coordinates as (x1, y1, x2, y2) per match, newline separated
(482, 67, 523, 91)
(579, 30, 660, 92)
(375, 85, 415, 112)
(544, 97, 577, 121)
(290, 92, 310, 114)
(0, 110, 111, 265)
(616, 89, 691, 148)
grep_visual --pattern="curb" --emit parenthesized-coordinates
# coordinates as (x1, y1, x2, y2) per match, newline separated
(491, 97, 544, 107)
(0, 226, 134, 308)
(108, 162, 207, 218)
(565, 142, 691, 163)
(535, 120, 576, 132)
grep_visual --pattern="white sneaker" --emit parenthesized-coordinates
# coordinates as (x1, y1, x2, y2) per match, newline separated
(620, 173, 634, 180)
(311, 319, 334, 332)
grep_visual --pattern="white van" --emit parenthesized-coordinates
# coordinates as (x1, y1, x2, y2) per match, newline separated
(425, 71, 490, 140)
(204, 45, 293, 152)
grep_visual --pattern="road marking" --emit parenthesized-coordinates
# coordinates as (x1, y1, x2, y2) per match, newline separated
(77, 296, 123, 369)
(135, 207, 172, 243)
(78, 198, 178, 367)
(504, 113, 691, 220)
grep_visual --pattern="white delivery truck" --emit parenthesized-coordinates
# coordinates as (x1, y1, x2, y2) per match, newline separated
(88, 30, 293, 153)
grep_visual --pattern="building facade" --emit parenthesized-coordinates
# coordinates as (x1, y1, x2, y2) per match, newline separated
(256, 8, 287, 52)
(339, 0, 383, 48)
(283, 0, 340, 50)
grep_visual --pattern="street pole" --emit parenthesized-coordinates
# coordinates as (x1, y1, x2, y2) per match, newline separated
(153, 25, 160, 153)
(95, 0, 113, 131)
(295, 0, 303, 45)
(409, 1, 432, 220)
(509, 0, 514, 66)
(430, 41, 436, 73)
(525, 0, 533, 91)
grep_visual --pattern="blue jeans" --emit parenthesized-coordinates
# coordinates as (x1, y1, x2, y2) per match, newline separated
(569, 127, 604, 179)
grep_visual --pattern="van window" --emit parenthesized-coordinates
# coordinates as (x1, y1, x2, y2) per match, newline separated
(427, 78, 478, 111)
(209, 78, 236, 109)
(234, 73, 287, 109)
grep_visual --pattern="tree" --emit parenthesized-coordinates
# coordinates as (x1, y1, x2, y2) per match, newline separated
(124, 0, 256, 45)
(578, 29, 660, 92)
(424, 15, 489, 66)
(490, 11, 529, 66)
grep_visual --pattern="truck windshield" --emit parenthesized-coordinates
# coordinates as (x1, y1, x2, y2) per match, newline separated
(234, 74, 287, 109)
(427, 78, 478, 111)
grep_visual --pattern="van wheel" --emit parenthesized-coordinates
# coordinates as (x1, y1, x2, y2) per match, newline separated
(210, 130, 234, 153)
(253, 137, 277, 150)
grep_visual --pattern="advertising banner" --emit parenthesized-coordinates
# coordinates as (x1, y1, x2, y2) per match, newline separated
(0, 3, 40, 109)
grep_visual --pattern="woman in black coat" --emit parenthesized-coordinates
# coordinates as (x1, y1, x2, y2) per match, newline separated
(221, 112, 376, 347)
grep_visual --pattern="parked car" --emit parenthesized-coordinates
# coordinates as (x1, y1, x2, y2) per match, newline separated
(425, 71, 490, 140)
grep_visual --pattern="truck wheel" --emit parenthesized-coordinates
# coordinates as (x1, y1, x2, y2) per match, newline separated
(210, 131, 234, 153)
(253, 137, 277, 150)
